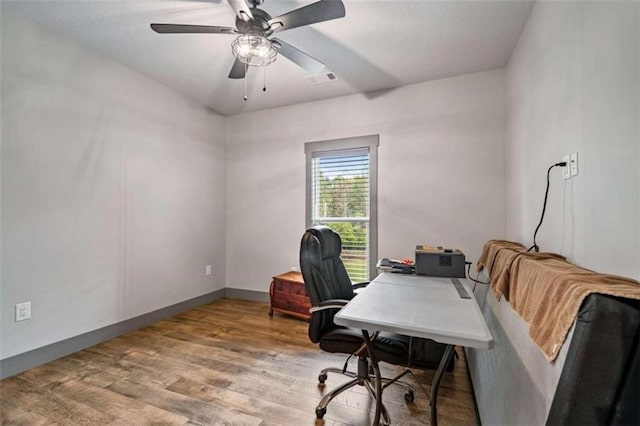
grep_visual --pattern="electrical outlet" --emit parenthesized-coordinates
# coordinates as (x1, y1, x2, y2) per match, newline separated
(562, 155, 571, 179)
(205, 265, 212, 276)
(570, 152, 579, 176)
(16, 302, 31, 322)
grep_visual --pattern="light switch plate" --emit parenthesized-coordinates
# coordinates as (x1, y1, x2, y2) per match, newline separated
(570, 152, 578, 176)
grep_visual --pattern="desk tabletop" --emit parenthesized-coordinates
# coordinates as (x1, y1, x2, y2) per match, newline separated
(334, 273, 494, 349)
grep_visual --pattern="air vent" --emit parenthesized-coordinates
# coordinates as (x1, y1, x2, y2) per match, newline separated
(306, 71, 338, 85)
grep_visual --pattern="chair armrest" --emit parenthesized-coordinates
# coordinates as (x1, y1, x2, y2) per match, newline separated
(352, 281, 370, 290)
(309, 299, 350, 313)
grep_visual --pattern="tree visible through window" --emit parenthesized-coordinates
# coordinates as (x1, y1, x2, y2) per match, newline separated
(306, 136, 378, 282)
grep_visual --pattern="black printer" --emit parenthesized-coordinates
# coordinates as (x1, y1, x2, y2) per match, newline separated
(414, 245, 466, 278)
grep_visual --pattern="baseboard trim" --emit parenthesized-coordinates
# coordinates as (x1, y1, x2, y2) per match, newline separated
(225, 288, 270, 303)
(0, 289, 225, 379)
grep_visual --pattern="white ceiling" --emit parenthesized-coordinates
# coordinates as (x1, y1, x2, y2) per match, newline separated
(4, 0, 534, 116)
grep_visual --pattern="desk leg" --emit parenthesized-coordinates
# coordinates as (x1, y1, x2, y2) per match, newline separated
(362, 330, 382, 426)
(430, 344, 455, 426)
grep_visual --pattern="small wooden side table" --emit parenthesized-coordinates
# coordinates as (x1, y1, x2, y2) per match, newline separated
(269, 271, 311, 320)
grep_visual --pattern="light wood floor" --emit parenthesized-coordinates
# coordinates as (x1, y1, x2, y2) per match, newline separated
(0, 299, 479, 425)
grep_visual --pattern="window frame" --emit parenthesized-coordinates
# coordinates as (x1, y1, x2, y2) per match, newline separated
(304, 135, 379, 280)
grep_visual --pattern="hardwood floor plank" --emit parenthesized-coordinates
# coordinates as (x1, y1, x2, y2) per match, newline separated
(0, 376, 117, 424)
(106, 377, 263, 425)
(0, 398, 59, 426)
(166, 376, 316, 425)
(49, 378, 188, 425)
(0, 299, 479, 425)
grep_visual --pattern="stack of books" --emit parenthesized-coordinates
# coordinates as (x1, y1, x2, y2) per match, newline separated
(376, 258, 415, 274)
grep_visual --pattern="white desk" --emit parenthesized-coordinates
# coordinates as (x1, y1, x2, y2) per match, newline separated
(335, 273, 493, 425)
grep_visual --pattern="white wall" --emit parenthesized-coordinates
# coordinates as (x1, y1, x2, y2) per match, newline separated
(506, 1, 639, 279)
(1, 13, 226, 359)
(226, 70, 506, 292)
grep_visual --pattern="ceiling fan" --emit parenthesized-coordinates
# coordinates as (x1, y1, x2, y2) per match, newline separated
(151, 0, 345, 80)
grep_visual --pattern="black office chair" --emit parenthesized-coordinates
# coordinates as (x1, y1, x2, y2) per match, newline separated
(299, 226, 453, 423)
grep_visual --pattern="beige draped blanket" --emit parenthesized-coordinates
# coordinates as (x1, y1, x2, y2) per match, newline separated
(477, 240, 640, 362)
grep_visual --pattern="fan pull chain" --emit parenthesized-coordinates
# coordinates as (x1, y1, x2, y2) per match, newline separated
(244, 63, 248, 101)
(263, 67, 267, 92)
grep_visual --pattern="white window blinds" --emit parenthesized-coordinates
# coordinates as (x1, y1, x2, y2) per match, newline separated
(307, 137, 377, 282)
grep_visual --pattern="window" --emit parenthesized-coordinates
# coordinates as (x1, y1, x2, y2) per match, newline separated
(305, 135, 378, 281)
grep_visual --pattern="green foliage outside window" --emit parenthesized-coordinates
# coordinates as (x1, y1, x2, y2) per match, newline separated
(314, 157, 369, 281)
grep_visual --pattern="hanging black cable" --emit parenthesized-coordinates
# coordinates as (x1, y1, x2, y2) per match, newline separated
(466, 262, 489, 292)
(528, 161, 567, 252)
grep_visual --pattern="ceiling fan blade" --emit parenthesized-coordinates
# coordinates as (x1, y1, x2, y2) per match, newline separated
(227, 0, 254, 22)
(271, 38, 326, 75)
(151, 24, 237, 34)
(228, 58, 247, 79)
(268, 0, 345, 34)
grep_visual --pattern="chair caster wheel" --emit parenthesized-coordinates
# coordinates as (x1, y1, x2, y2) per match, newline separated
(404, 390, 415, 403)
(318, 373, 328, 384)
(316, 407, 326, 419)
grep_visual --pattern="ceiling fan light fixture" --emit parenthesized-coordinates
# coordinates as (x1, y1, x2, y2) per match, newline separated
(231, 33, 277, 67)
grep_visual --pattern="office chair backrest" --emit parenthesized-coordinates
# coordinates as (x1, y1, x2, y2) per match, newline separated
(300, 226, 356, 342)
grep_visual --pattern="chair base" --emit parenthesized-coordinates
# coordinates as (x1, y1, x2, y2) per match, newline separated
(315, 356, 415, 425)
